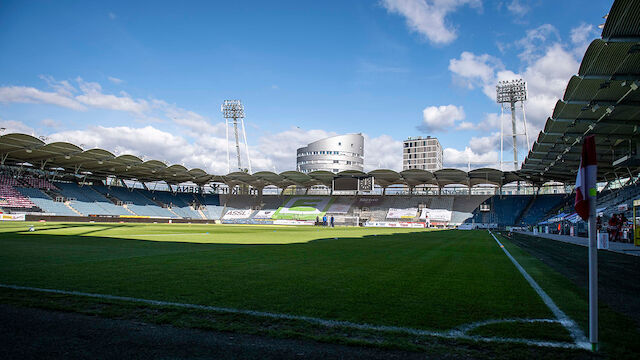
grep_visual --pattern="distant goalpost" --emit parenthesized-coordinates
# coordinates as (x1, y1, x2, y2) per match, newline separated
(335, 215, 360, 227)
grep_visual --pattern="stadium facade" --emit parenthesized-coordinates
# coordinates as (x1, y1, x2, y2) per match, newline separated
(296, 133, 364, 174)
(403, 136, 443, 171)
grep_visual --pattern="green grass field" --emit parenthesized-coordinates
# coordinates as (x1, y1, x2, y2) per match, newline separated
(0, 222, 637, 358)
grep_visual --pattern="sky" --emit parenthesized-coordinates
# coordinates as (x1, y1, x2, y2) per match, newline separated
(0, 0, 613, 174)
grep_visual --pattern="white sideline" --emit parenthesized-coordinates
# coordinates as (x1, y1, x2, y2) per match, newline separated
(488, 230, 589, 349)
(119, 233, 212, 237)
(0, 283, 582, 349)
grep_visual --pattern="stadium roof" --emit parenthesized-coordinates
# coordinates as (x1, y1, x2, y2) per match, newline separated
(520, 0, 640, 183)
(0, 133, 529, 188)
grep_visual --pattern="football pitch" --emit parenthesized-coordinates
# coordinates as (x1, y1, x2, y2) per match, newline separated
(0, 222, 637, 358)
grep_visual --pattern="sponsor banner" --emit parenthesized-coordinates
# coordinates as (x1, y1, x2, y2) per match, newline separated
(420, 208, 452, 222)
(356, 197, 382, 206)
(364, 221, 425, 228)
(120, 215, 150, 219)
(617, 203, 628, 211)
(221, 219, 275, 225)
(597, 232, 609, 249)
(386, 208, 418, 219)
(222, 209, 253, 220)
(273, 219, 315, 226)
(273, 197, 334, 220)
(254, 210, 276, 219)
(0, 214, 25, 221)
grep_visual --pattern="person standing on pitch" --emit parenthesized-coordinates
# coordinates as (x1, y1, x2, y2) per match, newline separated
(330, 216, 334, 227)
(322, 215, 327, 226)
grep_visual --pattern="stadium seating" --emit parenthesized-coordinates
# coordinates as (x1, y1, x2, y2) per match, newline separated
(21, 177, 57, 190)
(519, 195, 565, 225)
(0, 184, 37, 209)
(16, 187, 77, 216)
(146, 191, 202, 219)
(55, 183, 130, 216)
(193, 193, 223, 220)
(92, 185, 177, 218)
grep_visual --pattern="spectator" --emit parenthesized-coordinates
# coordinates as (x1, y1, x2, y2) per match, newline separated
(608, 214, 618, 242)
(616, 213, 624, 242)
(621, 213, 629, 243)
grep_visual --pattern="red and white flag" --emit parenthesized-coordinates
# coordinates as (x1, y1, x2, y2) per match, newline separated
(575, 135, 597, 220)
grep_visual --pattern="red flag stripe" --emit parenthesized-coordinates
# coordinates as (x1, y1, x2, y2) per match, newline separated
(574, 135, 597, 221)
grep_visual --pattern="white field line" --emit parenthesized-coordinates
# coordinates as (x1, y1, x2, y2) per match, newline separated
(488, 230, 590, 349)
(116, 233, 212, 237)
(0, 283, 581, 349)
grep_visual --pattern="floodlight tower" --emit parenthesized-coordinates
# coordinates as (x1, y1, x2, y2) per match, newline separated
(496, 79, 530, 171)
(221, 100, 252, 174)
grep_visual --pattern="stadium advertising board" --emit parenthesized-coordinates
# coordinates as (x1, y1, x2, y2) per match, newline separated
(222, 209, 253, 219)
(0, 214, 25, 221)
(420, 208, 452, 222)
(253, 210, 276, 219)
(273, 219, 315, 226)
(356, 197, 382, 206)
(364, 221, 425, 228)
(272, 197, 334, 220)
(386, 208, 418, 219)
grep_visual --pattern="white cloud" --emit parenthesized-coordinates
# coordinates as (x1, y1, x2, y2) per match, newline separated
(40, 118, 61, 129)
(456, 121, 475, 130)
(516, 24, 560, 62)
(446, 24, 586, 169)
(443, 147, 499, 169)
(380, 0, 481, 45)
(0, 86, 86, 110)
(364, 134, 403, 171)
(39, 75, 76, 97)
(0, 76, 154, 115)
(570, 22, 597, 58)
(448, 51, 506, 98)
(419, 104, 465, 132)
(469, 132, 500, 154)
(75, 78, 150, 114)
(108, 76, 124, 84)
(0, 118, 35, 135)
(506, 0, 529, 16)
(255, 128, 336, 172)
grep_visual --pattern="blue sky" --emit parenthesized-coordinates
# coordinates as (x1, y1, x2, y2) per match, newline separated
(0, 0, 612, 173)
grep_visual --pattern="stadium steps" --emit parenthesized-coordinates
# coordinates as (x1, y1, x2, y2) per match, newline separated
(165, 207, 181, 218)
(122, 204, 137, 215)
(514, 195, 537, 225)
(64, 202, 83, 216)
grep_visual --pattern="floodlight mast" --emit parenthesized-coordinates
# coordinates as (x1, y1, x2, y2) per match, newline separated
(496, 79, 530, 171)
(221, 100, 252, 173)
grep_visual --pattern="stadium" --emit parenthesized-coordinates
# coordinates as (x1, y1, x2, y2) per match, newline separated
(1, 0, 640, 359)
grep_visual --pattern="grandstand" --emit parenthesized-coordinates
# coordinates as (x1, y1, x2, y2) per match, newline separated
(1, 0, 640, 230)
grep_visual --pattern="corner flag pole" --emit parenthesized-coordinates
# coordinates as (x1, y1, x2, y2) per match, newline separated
(574, 135, 597, 351)
(588, 172, 598, 351)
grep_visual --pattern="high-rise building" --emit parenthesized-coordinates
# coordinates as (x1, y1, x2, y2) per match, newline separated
(402, 136, 443, 171)
(296, 134, 364, 174)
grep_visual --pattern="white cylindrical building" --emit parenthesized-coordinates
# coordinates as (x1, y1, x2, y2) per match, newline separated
(296, 134, 364, 173)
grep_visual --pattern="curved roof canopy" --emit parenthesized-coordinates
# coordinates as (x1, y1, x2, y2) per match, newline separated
(0, 132, 529, 188)
(520, 0, 640, 182)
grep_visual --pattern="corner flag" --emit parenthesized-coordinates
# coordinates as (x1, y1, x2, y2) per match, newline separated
(575, 135, 597, 221)
(574, 135, 599, 351)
